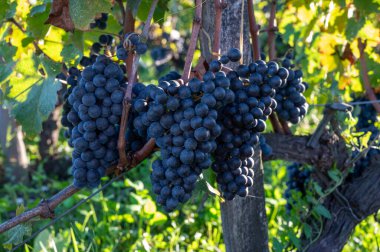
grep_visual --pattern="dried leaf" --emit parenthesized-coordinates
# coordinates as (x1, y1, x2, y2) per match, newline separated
(45, 0, 75, 32)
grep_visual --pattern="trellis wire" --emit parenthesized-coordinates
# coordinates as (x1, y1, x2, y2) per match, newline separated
(10, 172, 127, 252)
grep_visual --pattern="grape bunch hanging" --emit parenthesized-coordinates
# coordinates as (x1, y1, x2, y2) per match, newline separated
(284, 163, 312, 212)
(349, 95, 380, 179)
(275, 53, 309, 124)
(128, 66, 235, 211)
(61, 40, 309, 211)
(62, 55, 126, 188)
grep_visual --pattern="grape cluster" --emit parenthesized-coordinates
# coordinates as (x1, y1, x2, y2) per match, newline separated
(61, 67, 81, 139)
(149, 30, 188, 73)
(64, 55, 125, 188)
(354, 96, 379, 134)
(350, 96, 379, 178)
(129, 69, 234, 211)
(59, 44, 311, 211)
(90, 13, 108, 30)
(158, 71, 182, 82)
(151, 47, 172, 72)
(259, 135, 273, 157)
(116, 33, 148, 61)
(91, 34, 114, 55)
(284, 163, 311, 211)
(212, 48, 284, 200)
(274, 53, 309, 124)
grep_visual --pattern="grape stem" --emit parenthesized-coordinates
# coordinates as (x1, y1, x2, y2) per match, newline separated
(0, 137, 158, 236)
(357, 38, 380, 114)
(116, 0, 126, 26)
(269, 113, 285, 134)
(212, 0, 227, 60)
(124, 7, 135, 78)
(130, 138, 157, 168)
(263, 0, 289, 135)
(7, 18, 53, 62)
(0, 185, 79, 234)
(181, 0, 203, 83)
(267, 0, 277, 61)
(247, 0, 285, 134)
(247, 0, 261, 61)
(117, 0, 159, 170)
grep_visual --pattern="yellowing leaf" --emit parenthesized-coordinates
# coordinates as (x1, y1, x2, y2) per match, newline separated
(15, 204, 25, 216)
(40, 26, 66, 62)
(318, 34, 337, 55)
(149, 212, 167, 226)
(143, 199, 157, 214)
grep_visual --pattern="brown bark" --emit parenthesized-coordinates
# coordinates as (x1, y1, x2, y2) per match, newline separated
(263, 132, 348, 171)
(0, 107, 28, 182)
(221, 146, 269, 252)
(263, 132, 380, 251)
(200, 1, 269, 251)
(306, 156, 380, 252)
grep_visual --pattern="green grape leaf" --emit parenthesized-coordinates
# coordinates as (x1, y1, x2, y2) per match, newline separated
(6, 54, 62, 136)
(61, 44, 83, 65)
(272, 238, 284, 252)
(3, 224, 32, 250)
(365, 56, 380, 88)
(3, 205, 31, 250)
(0, 1, 17, 22)
(327, 169, 341, 183)
(313, 182, 324, 197)
(127, 0, 142, 16)
(353, 0, 380, 14)
(288, 231, 301, 248)
(345, 17, 365, 41)
(303, 223, 312, 239)
(27, 3, 51, 39)
(0, 42, 17, 86)
(61, 31, 84, 65)
(69, 0, 113, 30)
(333, 0, 346, 8)
(314, 204, 332, 219)
(21, 37, 34, 47)
(137, 0, 169, 25)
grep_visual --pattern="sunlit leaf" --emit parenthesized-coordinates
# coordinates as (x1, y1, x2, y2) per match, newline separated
(32, 230, 51, 252)
(0, 42, 16, 86)
(69, 0, 113, 30)
(148, 211, 167, 225)
(26, 3, 51, 39)
(0, 0, 17, 22)
(6, 54, 62, 135)
(143, 198, 157, 214)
